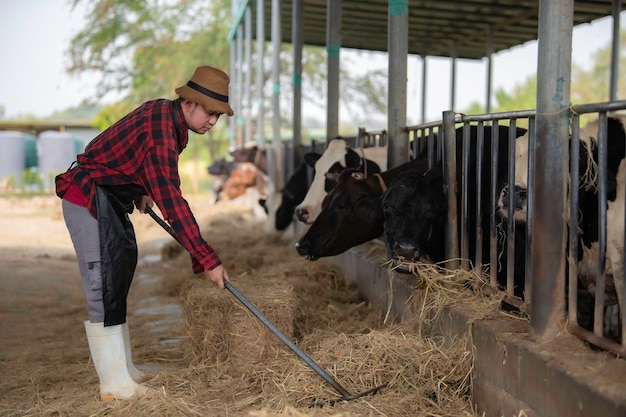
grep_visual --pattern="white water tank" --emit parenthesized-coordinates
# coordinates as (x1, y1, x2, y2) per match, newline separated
(0, 130, 26, 190)
(38, 131, 78, 191)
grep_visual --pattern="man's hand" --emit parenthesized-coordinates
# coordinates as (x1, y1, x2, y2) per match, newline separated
(205, 264, 230, 290)
(136, 195, 154, 214)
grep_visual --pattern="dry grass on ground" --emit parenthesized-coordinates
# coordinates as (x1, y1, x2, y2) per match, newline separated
(0, 195, 511, 417)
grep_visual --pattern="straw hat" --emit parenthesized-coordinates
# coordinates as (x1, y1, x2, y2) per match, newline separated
(175, 66, 234, 116)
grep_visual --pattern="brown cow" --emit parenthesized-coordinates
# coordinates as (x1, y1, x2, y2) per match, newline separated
(216, 162, 260, 200)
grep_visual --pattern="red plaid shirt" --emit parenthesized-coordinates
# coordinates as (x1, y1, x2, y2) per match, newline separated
(56, 99, 221, 272)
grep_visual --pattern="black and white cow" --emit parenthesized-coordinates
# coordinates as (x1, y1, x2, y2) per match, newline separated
(498, 115, 626, 337)
(294, 139, 388, 224)
(380, 125, 528, 301)
(295, 155, 430, 260)
(296, 125, 529, 269)
(262, 161, 310, 231)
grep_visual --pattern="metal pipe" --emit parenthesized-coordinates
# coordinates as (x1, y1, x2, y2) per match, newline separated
(530, 0, 573, 341)
(609, 0, 622, 101)
(292, 0, 304, 171)
(255, 0, 265, 149)
(326, 0, 341, 142)
(443, 110, 459, 269)
(388, 0, 409, 169)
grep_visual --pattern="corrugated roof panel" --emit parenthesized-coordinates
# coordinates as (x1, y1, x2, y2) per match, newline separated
(233, 0, 624, 60)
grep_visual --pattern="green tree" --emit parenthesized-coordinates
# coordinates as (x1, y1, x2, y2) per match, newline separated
(67, 0, 389, 142)
(461, 29, 625, 116)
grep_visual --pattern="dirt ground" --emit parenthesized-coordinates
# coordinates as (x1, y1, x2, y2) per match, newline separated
(0, 194, 197, 415)
(0, 193, 480, 417)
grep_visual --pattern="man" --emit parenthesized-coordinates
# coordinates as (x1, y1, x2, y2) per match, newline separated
(55, 66, 233, 400)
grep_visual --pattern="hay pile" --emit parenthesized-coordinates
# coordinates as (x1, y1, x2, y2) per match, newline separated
(147, 200, 487, 416)
(1, 196, 513, 416)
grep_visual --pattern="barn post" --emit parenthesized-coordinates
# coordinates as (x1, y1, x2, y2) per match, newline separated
(443, 110, 460, 270)
(485, 26, 493, 114)
(270, 0, 284, 190)
(530, 0, 574, 341)
(255, 0, 265, 150)
(420, 55, 427, 123)
(326, 0, 341, 143)
(244, 6, 252, 146)
(228, 1, 239, 149)
(609, 0, 622, 101)
(236, 19, 244, 148)
(291, 0, 304, 174)
(388, 0, 409, 169)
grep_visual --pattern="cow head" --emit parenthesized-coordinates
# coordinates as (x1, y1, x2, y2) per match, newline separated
(295, 139, 382, 224)
(382, 168, 446, 273)
(496, 131, 531, 223)
(295, 169, 385, 260)
(208, 158, 234, 177)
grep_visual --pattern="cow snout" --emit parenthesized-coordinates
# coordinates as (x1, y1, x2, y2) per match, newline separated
(295, 207, 309, 223)
(295, 239, 312, 257)
(498, 185, 528, 221)
(394, 237, 420, 262)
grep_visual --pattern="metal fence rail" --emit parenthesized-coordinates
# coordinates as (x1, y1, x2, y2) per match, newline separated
(406, 103, 626, 356)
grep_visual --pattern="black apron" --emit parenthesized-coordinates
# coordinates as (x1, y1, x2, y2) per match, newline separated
(95, 184, 144, 326)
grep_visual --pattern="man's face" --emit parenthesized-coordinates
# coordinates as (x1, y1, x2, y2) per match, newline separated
(186, 102, 221, 134)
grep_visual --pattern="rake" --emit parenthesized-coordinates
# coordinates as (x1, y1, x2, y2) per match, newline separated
(145, 206, 387, 406)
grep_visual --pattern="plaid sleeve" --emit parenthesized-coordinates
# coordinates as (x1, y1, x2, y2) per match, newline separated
(144, 133, 222, 273)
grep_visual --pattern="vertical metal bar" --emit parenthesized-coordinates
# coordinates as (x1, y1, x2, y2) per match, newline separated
(388, 0, 409, 168)
(609, 0, 622, 101)
(428, 127, 435, 168)
(475, 122, 485, 272)
(292, 0, 304, 172)
(506, 119, 517, 297)
(229, 1, 238, 149)
(244, 7, 252, 146)
(421, 55, 427, 124)
(444, 111, 459, 269)
(594, 113, 608, 336)
(461, 122, 471, 269)
(531, 0, 573, 341)
(485, 26, 493, 114)
(236, 25, 244, 147)
(623, 127, 626, 347)
(450, 48, 457, 111)
(490, 120, 500, 290)
(255, 0, 265, 149)
(271, 0, 283, 190)
(326, 0, 341, 143)
(568, 117, 580, 327)
(525, 119, 536, 304)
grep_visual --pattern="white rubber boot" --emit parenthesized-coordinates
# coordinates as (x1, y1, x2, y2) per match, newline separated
(122, 322, 148, 383)
(84, 321, 153, 400)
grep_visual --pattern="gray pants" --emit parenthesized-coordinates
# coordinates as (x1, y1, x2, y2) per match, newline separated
(62, 199, 105, 323)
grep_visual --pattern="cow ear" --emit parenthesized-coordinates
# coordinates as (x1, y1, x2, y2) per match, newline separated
(351, 171, 366, 181)
(355, 196, 384, 222)
(423, 166, 443, 184)
(304, 152, 321, 167)
(364, 159, 381, 174)
(345, 148, 362, 168)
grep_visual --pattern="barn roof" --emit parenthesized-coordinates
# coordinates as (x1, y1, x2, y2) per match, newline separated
(230, 0, 624, 60)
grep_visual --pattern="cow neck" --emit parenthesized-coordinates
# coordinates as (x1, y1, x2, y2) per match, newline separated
(378, 157, 426, 191)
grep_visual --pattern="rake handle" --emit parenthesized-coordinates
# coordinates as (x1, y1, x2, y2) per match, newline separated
(144, 207, 353, 399)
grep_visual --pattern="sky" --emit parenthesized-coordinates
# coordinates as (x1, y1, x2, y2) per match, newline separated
(0, 1, 623, 121)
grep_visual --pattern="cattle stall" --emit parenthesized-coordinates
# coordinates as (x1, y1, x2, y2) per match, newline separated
(226, 1, 626, 415)
(404, 103, 626, 357)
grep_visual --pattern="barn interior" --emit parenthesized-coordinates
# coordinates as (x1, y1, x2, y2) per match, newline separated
(225, 1, 626, 416)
